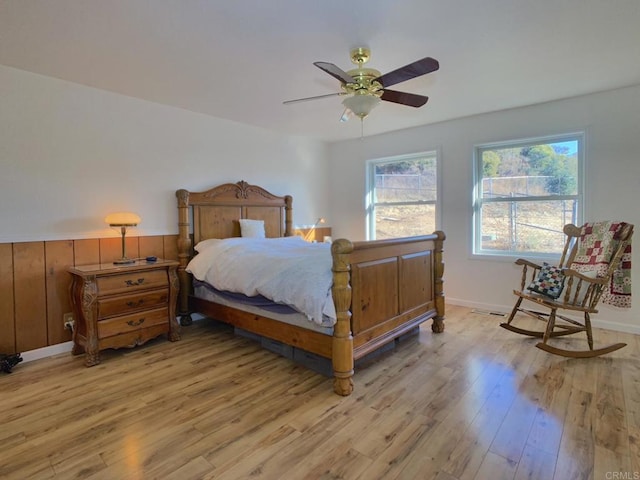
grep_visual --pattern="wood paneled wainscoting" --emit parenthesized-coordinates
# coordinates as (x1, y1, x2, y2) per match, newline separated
(0, 235, 179, 355)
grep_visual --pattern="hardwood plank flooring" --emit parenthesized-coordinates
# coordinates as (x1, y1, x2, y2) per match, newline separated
(1, 305, 639, 480)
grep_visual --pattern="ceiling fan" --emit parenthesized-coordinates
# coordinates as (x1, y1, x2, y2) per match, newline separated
(283, 47, 439, 122)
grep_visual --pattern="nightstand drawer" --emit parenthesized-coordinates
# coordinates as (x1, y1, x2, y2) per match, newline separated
(98, 288, 169, 318)
(98, 307, 169, 339)
(99, 324, 170, 351)
(97, 270, 168, 295)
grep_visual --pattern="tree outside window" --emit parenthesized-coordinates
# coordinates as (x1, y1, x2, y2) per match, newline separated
(474, 134, 583, 256)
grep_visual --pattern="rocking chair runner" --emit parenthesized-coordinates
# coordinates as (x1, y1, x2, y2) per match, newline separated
(501, 221, 633, 358)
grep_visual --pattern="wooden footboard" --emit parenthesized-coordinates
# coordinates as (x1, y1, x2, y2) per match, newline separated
(331, 232, 446, 395)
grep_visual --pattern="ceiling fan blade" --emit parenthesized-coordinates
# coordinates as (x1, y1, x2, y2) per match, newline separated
(374, 57, 439, 88)
(380, 89, 429, 108)
(283, 92, 345, 105)
(313, 62, 355, 84)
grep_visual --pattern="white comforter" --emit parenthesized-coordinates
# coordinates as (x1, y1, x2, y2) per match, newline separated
(186, 236, 336, 326)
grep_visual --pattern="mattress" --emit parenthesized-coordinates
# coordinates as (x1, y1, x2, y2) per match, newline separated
(194, 282, 334, 336)
(186, 236, 336, 326)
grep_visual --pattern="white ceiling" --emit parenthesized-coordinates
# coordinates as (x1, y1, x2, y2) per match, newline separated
(2, 0, 640, 143)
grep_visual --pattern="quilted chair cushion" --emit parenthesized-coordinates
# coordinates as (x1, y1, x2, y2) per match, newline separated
(527, 263, 565, 299)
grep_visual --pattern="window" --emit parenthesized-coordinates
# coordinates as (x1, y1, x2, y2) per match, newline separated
(367, 151, 439, 240)
(473, 133, 584, 257)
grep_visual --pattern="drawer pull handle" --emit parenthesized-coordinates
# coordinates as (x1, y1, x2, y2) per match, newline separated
(126, 299, 144, 308)
(126, 318, 145, 327)
(125, 278, 145, 287)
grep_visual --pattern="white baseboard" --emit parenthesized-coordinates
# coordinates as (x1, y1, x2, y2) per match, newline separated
(447, 297, 640, 335)
(587, 318, 640, 335)
(20, 341, 74, 363)
(447, 298, 510, 316)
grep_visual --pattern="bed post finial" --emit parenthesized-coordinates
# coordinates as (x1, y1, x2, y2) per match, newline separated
(176, 189, 193, 326)
(331, 238, 354, 396)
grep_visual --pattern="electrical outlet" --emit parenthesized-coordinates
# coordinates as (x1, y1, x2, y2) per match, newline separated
(63, 312, 75, 330)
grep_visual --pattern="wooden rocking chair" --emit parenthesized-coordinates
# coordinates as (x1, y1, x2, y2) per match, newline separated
(500, 221, 633, 358)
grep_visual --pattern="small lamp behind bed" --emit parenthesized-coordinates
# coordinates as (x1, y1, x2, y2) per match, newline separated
(105, 212, 141, 264)
(304, 217, 326, 242)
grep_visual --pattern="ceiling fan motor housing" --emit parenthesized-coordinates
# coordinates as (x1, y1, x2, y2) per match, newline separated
(343, 67, 383, 96)
(344, 47, 383, 96)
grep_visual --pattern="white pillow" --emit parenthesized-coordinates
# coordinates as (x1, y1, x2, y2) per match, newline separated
(194, 238, 221, 253)
(239, 219, 266, 238)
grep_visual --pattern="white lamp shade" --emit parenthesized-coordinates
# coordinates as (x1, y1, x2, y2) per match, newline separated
(342, 94, 381, 118)
(105, 212, 141, 226)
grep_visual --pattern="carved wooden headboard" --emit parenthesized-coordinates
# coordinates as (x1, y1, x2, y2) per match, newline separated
(176, 180, 293, 245)
(175, 180, 294, 320)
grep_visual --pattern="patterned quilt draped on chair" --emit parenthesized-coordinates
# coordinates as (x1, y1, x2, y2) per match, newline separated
(570, 221, 632, 308)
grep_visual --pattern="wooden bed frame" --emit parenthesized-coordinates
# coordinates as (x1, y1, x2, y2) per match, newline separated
(176, 180, 446, 396)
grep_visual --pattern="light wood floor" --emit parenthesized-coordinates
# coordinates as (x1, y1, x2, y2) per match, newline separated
(1, 305, 639, 480)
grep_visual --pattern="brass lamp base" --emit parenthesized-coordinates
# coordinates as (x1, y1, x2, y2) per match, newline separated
(112, 224, 136, 265)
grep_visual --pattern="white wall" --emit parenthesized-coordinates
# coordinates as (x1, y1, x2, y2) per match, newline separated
(3, 62, 639, 335)
(0, 65, 330, 243)
(328, 84, 640, 334)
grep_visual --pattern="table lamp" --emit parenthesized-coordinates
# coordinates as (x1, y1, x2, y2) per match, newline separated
(105, 212, 141, 264)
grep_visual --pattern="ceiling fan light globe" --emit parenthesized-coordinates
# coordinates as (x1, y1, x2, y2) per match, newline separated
(342, 94, 381, 119)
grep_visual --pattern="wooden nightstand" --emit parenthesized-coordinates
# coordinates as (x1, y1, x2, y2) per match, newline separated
(68, 259, 180, 366)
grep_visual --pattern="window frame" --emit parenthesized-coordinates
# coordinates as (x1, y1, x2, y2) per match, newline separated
(366, 150, 441, 241)
(472, 132, 585, 259)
